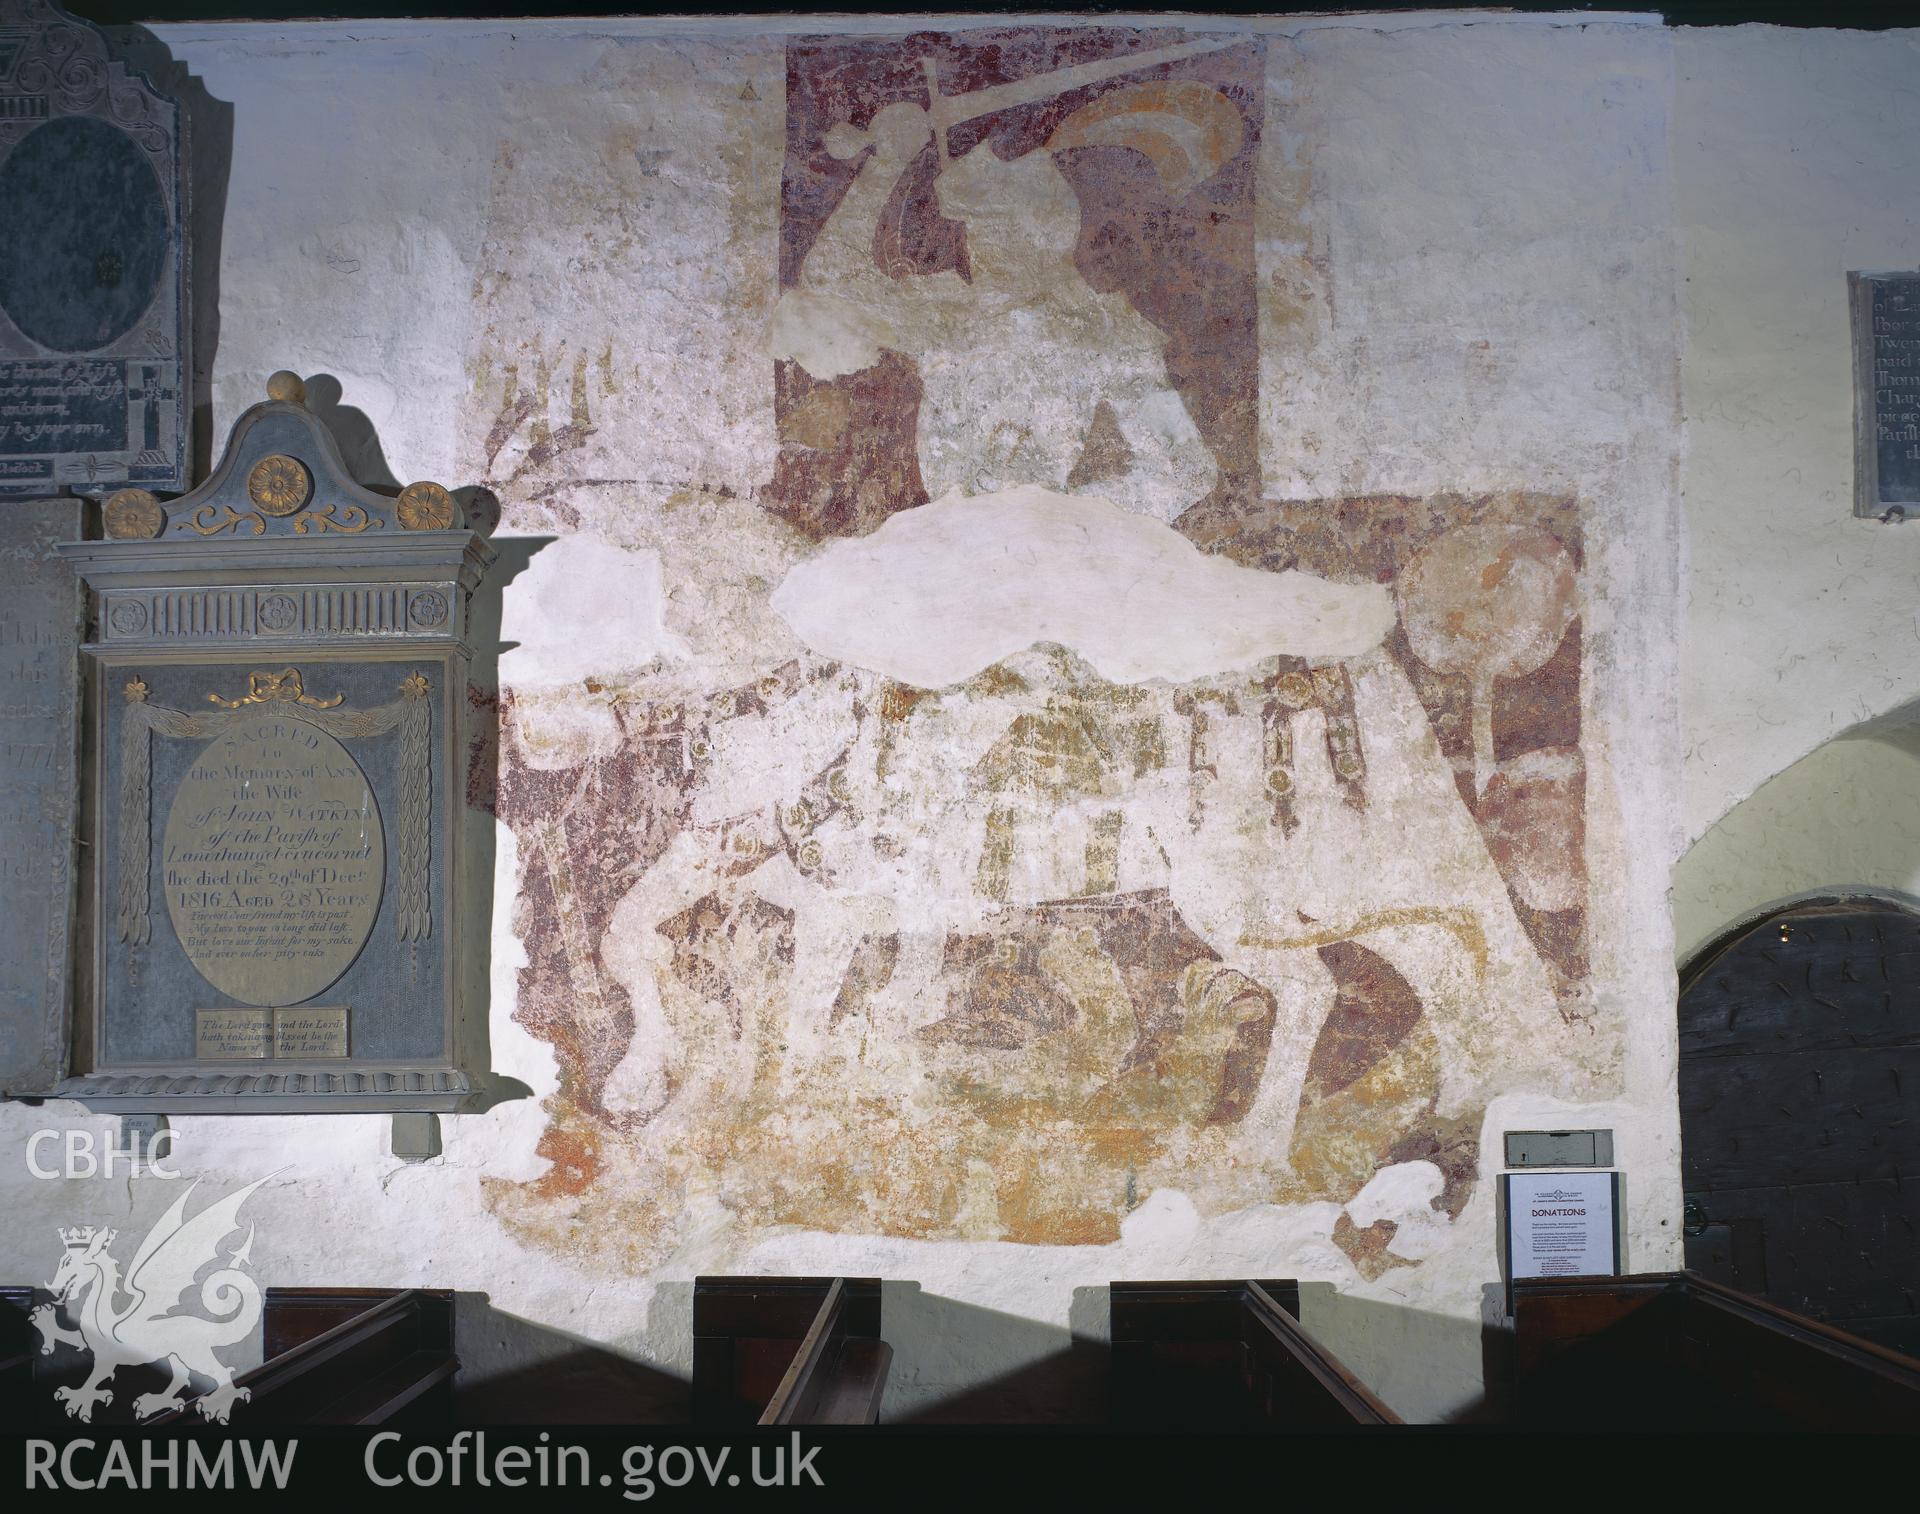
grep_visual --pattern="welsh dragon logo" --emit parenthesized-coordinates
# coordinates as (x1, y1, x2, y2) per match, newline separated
(31, 1177, 268, 1423)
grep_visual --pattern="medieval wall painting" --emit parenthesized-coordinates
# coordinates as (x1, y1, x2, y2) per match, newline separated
(767, 27, 1263, 537)
(474, 25, 1604, 1284)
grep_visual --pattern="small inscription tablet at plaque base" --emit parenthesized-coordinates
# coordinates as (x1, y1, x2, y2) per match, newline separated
(273, 1007, 349, 1059)
(195, 1006, 349, 1060)
(196, 1009, 271, 1060)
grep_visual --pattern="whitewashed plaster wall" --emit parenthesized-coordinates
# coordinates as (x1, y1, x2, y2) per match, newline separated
(1673, 734, 1920, 963)
(1674, 25, 1920, 849)
(3, 9, 1847, 1427)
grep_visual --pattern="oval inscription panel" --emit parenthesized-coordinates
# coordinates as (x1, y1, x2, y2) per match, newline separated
(163, 710, 385, 1007)
(0, 115, 169, 353)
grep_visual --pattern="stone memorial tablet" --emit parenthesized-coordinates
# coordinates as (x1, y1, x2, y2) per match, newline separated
(1851, 271, 1920, 518)
(0, 1, 189, 498)
(56, 371, 493, 1113)
(0, 498, 83, 1095)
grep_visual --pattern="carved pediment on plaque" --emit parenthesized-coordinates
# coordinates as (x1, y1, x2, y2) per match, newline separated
(99, 371, 469, 543)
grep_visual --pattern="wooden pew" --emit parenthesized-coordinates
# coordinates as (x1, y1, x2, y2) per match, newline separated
(693, 1276, 891, 1425)
(146, 1287, 457, 1426)
(0, 1286, 33, 1420)
(1110, 1279, 1399, 1427)
(0, 1283, 455, 1425)
(1512, 1271, 1920, 1431)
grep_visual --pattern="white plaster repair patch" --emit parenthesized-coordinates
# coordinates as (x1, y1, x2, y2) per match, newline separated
(770, 484, 1397, 688)
(1346, 1160, 1453, 1261)
(499, 534, 688, 691)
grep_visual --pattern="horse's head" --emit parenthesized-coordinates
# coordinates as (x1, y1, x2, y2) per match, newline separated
(48, 1227, 116, 1303)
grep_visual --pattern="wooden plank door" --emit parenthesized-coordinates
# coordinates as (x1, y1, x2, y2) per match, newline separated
(1678, 899, 1920, 1354)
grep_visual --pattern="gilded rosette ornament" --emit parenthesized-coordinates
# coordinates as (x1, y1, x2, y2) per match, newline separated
(103, 489, 165, 540)
(246, 454, 312, 516)
(396, 481, 459, 531)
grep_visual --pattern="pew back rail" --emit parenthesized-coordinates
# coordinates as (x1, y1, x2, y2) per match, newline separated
(693, 1276, 890, 1426)
(146, 1287, 457, 1426)
(1111, 1279, 1399, 1426)
(1512, 1270, 1920, 1431)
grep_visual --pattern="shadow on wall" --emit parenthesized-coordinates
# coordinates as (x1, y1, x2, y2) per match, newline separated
(453, 1294, 691, 1425)
(1673, 723, 1920, 963)
(304, 374, 404, 492)
(880, 1284, 1111, 1424)
(294, 380, 545, 1114)
(449, 1284, 1116, 1426)
(110, 25, 232, 485)
(443, 1284, 1514, 1425)
(452, 529, 549, 1114)
(1295, 1281, 1512, 1425)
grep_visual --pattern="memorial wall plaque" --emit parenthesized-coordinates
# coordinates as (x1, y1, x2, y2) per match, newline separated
(0, 498, 83, 1095)
(55, 372, 493, 1113)
(1851, 271, 1920, 519)
(0, 1, 189, 498)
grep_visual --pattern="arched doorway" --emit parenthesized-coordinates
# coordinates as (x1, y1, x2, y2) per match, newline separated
(1679, 894, 1920, 1354)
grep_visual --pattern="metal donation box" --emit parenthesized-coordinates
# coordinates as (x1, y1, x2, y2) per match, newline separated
(55, 373, 492, 1112)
